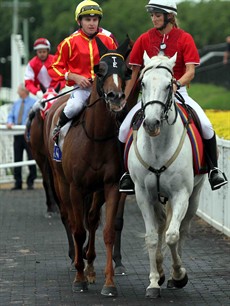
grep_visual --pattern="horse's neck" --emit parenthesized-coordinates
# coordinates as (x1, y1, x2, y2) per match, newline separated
(141, 109, 183, 159)
(85, 93, 117, 138)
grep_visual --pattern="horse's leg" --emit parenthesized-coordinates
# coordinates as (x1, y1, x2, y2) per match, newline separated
(43, 160, 59, 216)
(166, 192, 190, 289)
(100, 185, 120, 297)
(178, 178, 204, 259)
(84, 191, 104, 284)
(135, 188, 165, 299)
(52, 170, 75, 267)
(69, 184, 88, 292)
(113, 193, 127, 275)
(34, 152, 59, 216)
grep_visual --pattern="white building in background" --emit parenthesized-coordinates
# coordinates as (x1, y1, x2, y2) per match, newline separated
(11, 34, 27, 101)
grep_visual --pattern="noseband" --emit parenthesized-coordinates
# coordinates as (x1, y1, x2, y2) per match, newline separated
(141, 65, 177, 125)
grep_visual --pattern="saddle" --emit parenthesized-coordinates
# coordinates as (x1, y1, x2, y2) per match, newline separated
(124, 104, 208, 175)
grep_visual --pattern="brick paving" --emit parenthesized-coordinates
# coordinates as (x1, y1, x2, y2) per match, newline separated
(0, 187, 229, 306)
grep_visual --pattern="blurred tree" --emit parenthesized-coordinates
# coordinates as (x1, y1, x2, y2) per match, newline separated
(0, 0, 230, 87)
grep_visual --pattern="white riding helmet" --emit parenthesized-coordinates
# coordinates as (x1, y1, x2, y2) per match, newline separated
(145, 0, 177, 16)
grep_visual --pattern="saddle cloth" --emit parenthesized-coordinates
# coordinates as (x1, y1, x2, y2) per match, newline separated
(124, 103, 208, 175)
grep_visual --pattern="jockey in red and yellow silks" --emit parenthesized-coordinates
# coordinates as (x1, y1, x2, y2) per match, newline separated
(48, 30, 117, 88)
(49, 0, 118, 141)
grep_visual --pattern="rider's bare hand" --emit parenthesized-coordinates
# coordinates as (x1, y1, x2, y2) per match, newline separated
(71, 74, 92, 88)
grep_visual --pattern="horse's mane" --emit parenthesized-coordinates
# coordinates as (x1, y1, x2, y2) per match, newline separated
(140, 55, 173, 79)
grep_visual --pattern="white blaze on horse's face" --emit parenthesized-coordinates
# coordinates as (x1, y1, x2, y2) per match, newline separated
(141, 53, 177, 137)
(103, 55, 126, 112)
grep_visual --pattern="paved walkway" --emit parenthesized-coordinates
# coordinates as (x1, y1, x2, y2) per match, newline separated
(0, 187, 229, 306)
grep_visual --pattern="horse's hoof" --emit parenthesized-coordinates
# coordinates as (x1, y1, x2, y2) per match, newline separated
(72, 281, 88, 292)
(44, 212, 52, 219)
(145, 287, 161, 299)
(114, 265, 127, 276)
(167, 273, 188, 289)
(86, 272, 96, 284)
(101, 285, 118, 297)
(158, 274, 165, 286)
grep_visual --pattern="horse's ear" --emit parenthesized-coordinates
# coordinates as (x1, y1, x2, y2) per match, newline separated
(94, 61, 108, 78)
(117, 37, 131, 57)
(55, 83, 61, 93)
(95, 36, 108, 58)
(143, 51, 151, 66)
(169, 52, 177, 67)
(40, 83, 46, 93)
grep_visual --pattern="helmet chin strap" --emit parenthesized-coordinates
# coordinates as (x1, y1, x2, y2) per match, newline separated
(157, 14, 171, 31)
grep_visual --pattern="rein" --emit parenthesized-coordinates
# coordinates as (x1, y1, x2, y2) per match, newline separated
(134, 64, 190, 204)
(40, 86, 80, 106)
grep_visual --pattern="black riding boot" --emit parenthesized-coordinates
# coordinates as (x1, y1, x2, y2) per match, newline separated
(118, 142, 135, 194)
(53, 110, 70, 142)
(203, 134, 228, 190)
(26, 109, 35, 142)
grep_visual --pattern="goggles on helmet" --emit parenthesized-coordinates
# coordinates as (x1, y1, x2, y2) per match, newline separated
(78, 5, 103, 18)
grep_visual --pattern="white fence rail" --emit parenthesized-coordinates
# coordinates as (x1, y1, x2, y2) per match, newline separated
(198, 138, 230, 237)
(0, 125, 229, 236)
(0, 124, 36, 183)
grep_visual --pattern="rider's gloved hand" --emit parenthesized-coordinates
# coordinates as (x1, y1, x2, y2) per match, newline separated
(36, 90, 43, 99)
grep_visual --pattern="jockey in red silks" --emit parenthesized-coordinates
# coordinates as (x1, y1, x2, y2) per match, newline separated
(24, 38, 65, 99)
(24, 38, 65, 141)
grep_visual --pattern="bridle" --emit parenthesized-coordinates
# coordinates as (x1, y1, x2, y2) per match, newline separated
(133, 64, 190, 204)
(95, 52, 126, 105)
(81, 52, 127, 142)
(141, 65, 178, 125)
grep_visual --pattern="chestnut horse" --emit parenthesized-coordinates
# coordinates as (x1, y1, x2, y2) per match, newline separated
(25, 86, 60, 216)
(25, 87, 77, 263)
(44, 38, 130, 296)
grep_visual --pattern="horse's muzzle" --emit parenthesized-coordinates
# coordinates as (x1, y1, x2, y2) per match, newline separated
(105, 91, 126, 112)
(143, 118, 161, 137)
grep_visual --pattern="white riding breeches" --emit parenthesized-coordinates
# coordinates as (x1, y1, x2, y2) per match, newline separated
(63, 87, 91, 119)
(118, 86, 214, 143)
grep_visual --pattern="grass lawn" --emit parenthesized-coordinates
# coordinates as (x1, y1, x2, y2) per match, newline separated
(188, 83, 230, 110)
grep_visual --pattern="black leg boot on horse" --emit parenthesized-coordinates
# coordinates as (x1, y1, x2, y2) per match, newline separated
(203, 133, 228, 190)
(53, 110, 70, 143)
(26, 109, 36, 142)
(118, 142, 135, 194)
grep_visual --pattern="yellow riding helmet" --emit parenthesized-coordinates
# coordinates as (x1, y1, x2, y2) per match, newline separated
(75, 0, 103, 21)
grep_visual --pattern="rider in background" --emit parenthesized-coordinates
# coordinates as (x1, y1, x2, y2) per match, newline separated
(119, 0, 228, 193)
(24, 38, 65, 141)
(24, 37, 65, 99)
(48, 0, 118, 141)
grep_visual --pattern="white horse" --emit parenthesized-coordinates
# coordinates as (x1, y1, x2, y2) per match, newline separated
(128, 52, 205, 298)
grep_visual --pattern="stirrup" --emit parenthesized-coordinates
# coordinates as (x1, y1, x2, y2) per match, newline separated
(119, 172, 135, 195)
(52, 125, 61, 142)
(208, 168, 228, 190)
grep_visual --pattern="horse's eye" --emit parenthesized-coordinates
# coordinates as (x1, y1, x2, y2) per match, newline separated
(141, 82, 145, 88)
